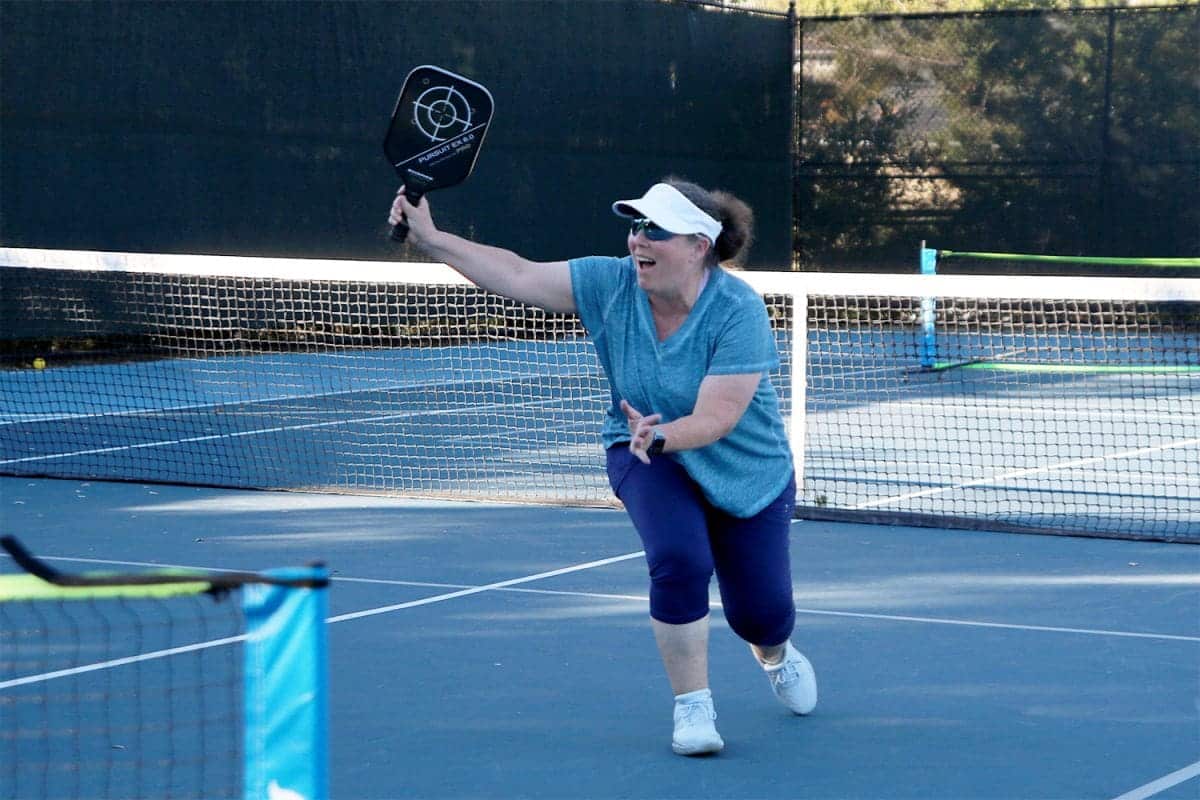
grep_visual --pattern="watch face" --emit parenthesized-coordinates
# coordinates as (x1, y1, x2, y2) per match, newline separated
(648, 434, 666, 456)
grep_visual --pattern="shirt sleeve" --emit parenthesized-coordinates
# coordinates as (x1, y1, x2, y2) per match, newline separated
(707, 294, 780, 375)
(568, 255, 626, 335)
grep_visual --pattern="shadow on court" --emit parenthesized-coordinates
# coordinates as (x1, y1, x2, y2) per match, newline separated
(2, 477, 1197, 800)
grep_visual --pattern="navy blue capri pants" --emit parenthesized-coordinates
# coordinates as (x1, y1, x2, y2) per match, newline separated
(606, 445, 797, 647)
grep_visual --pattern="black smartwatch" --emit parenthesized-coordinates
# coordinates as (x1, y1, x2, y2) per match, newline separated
(647, 430, 667, 456)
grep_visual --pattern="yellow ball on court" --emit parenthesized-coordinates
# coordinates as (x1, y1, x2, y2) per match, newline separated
(32, 358, 46, 370)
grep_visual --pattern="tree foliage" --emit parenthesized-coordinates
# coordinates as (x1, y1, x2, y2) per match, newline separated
(794, 5, 1199, 268)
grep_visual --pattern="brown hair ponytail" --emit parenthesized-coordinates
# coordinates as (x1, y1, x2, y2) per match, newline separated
(663, 177, 755, 266)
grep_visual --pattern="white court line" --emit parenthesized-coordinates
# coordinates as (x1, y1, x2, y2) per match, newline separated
(0, 634, 246, 691)
(856, 437, 1200, 509)
(0, 550, 646, 689)
(10, 555, 1199, 644)
(333, 576, 1200, 643)
(5, 548, 1196, 694)
(1110, 761, 1200, 800)
(791, 607, 1200, 643)
(0, 391, 611, 466)
(324, 551, 645, 624)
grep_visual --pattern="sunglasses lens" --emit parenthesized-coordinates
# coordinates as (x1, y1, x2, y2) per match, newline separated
(630, 219, 674, 241)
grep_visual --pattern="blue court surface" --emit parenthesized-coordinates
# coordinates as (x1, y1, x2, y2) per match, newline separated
(2, 476, 1197, 800)
(3, 334, 1196, 539)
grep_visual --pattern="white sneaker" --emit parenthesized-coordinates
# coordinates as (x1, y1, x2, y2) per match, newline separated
(758, 641, 817, 715)
(671, 689, 724, 756)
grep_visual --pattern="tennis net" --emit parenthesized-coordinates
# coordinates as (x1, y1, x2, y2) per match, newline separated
(1, 248, 1196, 541)
(0, 536, 328, 800)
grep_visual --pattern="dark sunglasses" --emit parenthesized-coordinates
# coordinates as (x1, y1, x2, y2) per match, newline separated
(628, 218, 677, 241)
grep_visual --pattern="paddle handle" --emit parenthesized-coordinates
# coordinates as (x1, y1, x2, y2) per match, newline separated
(390, 170, 433, 243)
(389, 187, 425, 243)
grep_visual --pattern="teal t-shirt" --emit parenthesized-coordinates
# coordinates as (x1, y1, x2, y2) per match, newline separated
(569, 255, 793, 517)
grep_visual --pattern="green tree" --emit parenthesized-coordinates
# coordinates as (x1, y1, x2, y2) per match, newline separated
(795, 6, 1199, 268)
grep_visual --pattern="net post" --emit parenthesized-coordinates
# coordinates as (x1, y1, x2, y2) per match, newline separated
(919, 242, 938, 369)
(242, 565, 329, 800)
(789, 288, 808, 498)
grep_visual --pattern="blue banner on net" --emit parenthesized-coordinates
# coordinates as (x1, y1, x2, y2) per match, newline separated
(242, 566, 329, 800)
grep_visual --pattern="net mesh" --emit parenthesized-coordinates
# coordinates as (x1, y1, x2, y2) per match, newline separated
(800, 288, 1198, 538)
(0, 253, 610, 503)
(1, 249, 1196, 541)
(0, 589, 243, 800)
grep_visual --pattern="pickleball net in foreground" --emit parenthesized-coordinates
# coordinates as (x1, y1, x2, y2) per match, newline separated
(0, 536, 328, 800)
(0, 248, 1196, 541)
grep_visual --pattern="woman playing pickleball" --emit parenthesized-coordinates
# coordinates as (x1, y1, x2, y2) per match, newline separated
(389, 178, 816, 756)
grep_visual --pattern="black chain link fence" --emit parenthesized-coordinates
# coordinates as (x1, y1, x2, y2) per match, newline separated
(1, 1, 1195, 273)
(792, 4, 1200, 273)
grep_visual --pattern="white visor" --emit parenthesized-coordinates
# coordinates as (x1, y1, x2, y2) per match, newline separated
(612, 183, 722, 244)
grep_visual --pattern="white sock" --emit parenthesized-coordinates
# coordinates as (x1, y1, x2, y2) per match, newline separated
(759, 642, 790, 668)
(674, 688, 712, 705)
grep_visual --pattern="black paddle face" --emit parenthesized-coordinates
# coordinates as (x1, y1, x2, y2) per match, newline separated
(384, 65, 494, 242)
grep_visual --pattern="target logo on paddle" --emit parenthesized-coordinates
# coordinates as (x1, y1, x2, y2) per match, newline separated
(413, 84, 476, 142)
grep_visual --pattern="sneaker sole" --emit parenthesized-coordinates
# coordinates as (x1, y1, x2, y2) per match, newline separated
(672, 738, 725, 756)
